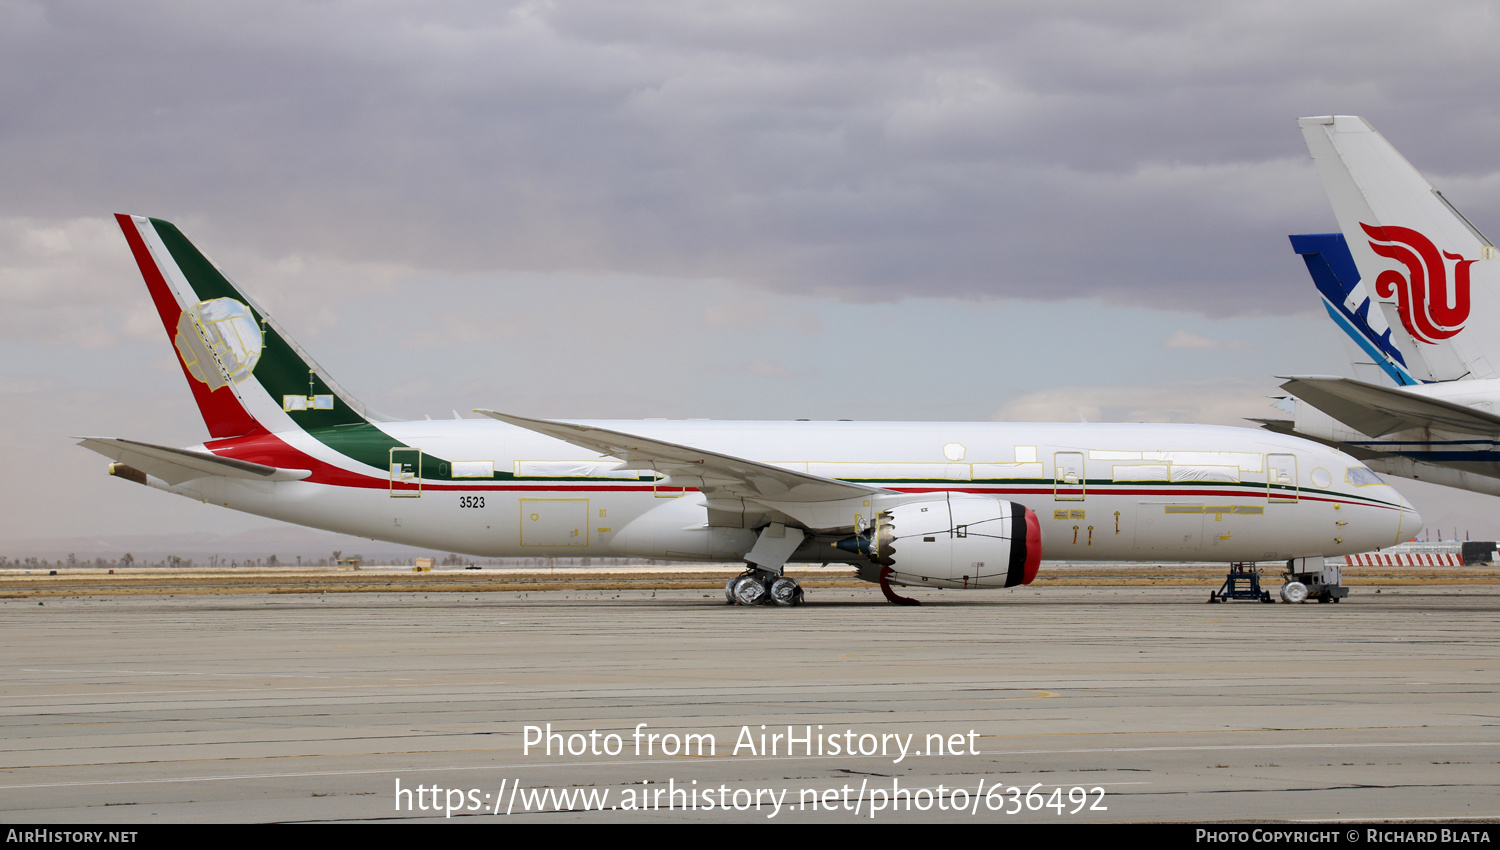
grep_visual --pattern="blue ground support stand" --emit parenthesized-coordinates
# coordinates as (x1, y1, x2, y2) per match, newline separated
(1209, 563, 1274, 603)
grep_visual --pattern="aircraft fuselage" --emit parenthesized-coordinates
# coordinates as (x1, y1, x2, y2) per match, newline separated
(137, 418, 1416, 573)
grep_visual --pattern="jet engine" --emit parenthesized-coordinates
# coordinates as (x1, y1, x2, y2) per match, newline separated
(836, 494, 1041, 589)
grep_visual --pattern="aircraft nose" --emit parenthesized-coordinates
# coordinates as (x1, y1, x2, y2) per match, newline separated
(1398, 496, 1423, 545)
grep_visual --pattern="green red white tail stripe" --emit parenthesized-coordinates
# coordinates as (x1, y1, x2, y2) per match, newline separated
(115, 214, 412, 484)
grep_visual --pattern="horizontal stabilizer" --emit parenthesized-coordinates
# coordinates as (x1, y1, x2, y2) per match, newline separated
(1248, 417, 1384, 460)
(1279, 376, 1500, 437)
(77, 437, 311, 486)
(475, 410, 884, 503)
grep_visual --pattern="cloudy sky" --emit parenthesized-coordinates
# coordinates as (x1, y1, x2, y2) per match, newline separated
(4, 0, 1500, 556)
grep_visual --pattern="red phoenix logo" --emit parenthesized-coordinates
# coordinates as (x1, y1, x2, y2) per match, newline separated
(1362, 222, 1475, 344)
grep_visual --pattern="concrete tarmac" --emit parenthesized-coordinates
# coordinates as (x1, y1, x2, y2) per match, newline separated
(1, 584, 1497, 823)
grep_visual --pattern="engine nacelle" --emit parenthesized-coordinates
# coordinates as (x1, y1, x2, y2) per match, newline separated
(838, 494, 1041, 589)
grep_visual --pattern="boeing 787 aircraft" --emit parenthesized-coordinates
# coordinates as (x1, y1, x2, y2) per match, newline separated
(81, 214, 1418, 605)
(1274, 115, 1500, 498)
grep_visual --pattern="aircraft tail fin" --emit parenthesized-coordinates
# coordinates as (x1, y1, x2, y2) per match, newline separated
(1298, 116, 1499, 382)
(114, 214, 389, 439)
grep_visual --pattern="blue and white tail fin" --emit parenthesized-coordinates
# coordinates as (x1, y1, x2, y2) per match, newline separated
(1297, 116, 1499, 384)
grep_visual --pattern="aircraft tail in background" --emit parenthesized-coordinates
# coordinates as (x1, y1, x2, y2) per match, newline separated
(1271, 119, 1500, 498)
(1297, 115, 1498, 384)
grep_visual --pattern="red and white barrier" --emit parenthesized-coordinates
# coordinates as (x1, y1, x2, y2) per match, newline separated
(1343, 553, 1463, 567)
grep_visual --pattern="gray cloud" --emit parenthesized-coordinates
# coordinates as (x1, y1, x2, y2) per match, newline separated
(4, 2, 1498, 315)
(7, 2, 1500, 545)
(992, 379, 1273, 426)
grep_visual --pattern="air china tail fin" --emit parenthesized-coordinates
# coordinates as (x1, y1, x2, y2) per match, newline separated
(114, 214, 389, 439)
(1297, 116, 1499, 383)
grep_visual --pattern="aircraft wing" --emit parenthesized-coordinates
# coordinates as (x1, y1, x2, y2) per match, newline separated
(77, 437, 312, 486)
(476, 410, 886, 503)
(1279, 376, 1500, 437)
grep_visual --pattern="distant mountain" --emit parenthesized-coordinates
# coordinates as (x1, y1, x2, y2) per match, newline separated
(1, 526, 671, 569)
(2, 526, 444, 566)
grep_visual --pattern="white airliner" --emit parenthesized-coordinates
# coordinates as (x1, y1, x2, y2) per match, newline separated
(1273, 115, 1500, 497)
(81, 214, 1418, 605)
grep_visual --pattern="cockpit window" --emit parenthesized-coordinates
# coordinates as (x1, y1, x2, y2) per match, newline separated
(1346, 466, 1384, 487)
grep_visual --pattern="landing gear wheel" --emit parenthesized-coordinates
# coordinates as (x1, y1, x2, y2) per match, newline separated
(769, 577, 803, 607)
(731, 575, 767, 606)
(1279, 581, 1308, 604)
(725, 577, 740, 605)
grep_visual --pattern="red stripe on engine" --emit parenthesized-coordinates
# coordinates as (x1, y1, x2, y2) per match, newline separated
(1022, 507, 1041, 585)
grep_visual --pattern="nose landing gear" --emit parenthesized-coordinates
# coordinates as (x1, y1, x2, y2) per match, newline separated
(1207, 558, 1350, 604)
(1281, 557, 1348, 603)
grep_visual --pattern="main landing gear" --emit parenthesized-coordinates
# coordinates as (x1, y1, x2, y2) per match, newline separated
(726, 523, 809, 607)
(725, 569, 804, 607)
